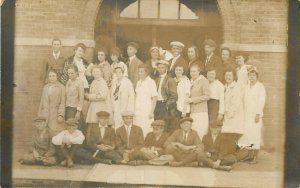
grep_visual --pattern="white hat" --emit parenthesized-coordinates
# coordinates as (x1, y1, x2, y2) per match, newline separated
(170, 41, 185, 48)
(156, 60, 169, 66)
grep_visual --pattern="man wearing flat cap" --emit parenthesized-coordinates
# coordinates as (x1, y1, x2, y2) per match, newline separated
(85, 111, 123, 164)
(19, 117, 56, 166)
(202, 39, 223, 81)
(164, 117, 204, 167)
(115, 111, 144, 163)
(127, 42, 143, 88)
(127, 120, 170, 165)
(169, 41, 189, 78)
(154, 60, 178, 133)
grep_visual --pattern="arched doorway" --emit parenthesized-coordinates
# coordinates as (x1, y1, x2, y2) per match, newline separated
(94, 0, 222, 62)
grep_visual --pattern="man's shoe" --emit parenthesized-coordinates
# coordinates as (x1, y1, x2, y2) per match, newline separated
(214, 165, 232, 171)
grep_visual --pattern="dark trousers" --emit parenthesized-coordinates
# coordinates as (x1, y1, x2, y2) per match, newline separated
(95, 150, 123, 163)
(154, 101, 179, 134)
(207, 99, 219, 123)
(58, 144, 82, 163)
(171, 150, 197, 164)
(219, 133, 242, 158)
(65, 107, 86, 135)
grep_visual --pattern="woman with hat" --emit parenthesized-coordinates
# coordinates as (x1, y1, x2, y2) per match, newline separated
(134, 64, 158, 136)
(145, 46, 161, 79)
(238, 66, 266, 164)
(110, 66, 135, 129)
(38, 70, 65, 135)
(110, 46, 128, 80)
(235, 51, 249, 89)
(85, 65, 112, 127)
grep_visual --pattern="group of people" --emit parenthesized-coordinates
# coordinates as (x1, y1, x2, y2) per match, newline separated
(19, 37, 266, 172)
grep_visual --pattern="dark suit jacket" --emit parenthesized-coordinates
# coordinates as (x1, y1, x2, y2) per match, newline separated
(145, 132, 169, 155)
(202, 132, 222, 160)
(145, 59, 159, 79)
(128, 56, 143, 88)
(169, 56, 189, 78)
(155, 75, 178, 109)
(41, 53, 65, 84)
(116, 125, 144, 152)
(86, 124, 116, 152)
(203, 54, 223, 81)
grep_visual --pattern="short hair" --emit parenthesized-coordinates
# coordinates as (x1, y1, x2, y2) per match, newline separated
(224, 68, 237, 81)
(234, 51, 249, 63)
(52, 38, 61, 45)
(96, 47, 108, 58)
(67, 65, 79, 73)
(110, 47, 120, 57)
(138, 64, 151, 75)
(190, 63, 201, 72)
(48, 69, 58, 76)
(188, 45, 200, 58)
(220, 47, 232, 57)
(206, 67, 217, 73)
(248, 69, 259, 77)
(74, 43, 86, 52)
(91, 65, 103, 75)
(174, 63, 185, 70)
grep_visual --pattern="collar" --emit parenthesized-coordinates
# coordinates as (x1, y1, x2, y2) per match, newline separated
(159, 72, 167, 78)
(98, 123, 108, 128)
(225, 81, 236, 89)
(53, 51, 60, 58)
(173, 54, 181, 60)
(191, 75, 203, 84)
(129, 55, 136, 62)
(206, 53, 214, 59)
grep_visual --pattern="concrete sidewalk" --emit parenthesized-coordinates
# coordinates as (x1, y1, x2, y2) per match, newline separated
(12, 150, 283, 187)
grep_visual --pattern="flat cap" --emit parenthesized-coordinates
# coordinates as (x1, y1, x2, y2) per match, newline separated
(150, 46, 159, 52)
(179, 117, 193, 124)
(156, 59, 169, 66)
(65, 118, 79, 126)
(33, 116, 46, 122)
(121, 110, 134, 117)
(151, 120, 166, 127)
(96, 111, 110, 117)
(127, 42, 139, 50)
(203, 39, 217, 48)
(170, 41, 185, 48)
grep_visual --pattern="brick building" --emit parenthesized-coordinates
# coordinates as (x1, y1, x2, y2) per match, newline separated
(13, 0, 287, 157)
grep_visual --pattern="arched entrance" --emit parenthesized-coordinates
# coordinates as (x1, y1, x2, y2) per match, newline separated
(94, 0, 222, 61)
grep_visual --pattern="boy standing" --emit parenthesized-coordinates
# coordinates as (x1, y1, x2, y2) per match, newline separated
(127, 42, 143, 88)
(52, 118, 85, 168)
(19, 117, 56, 166)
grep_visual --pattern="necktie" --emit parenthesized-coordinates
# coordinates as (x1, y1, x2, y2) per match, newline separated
(183, 133, 187, 144)
(113, 84, 120, 101)
(205, 56, 209, 66)
(126, 126, 130, 148)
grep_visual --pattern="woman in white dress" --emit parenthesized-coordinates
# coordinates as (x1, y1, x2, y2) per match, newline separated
(85, 65, 112, 126)
(134, 64, 158, 136)
(186, 64, 210, 139)
(238, 67, 266, 164)
(174, 64, 191, 118)
(111, 66, 135, 129)
(235, 51, 249, 90)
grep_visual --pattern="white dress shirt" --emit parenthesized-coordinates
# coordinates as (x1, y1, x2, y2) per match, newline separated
(205, 53, 213, 66)
(53, 51, 60, 60)
(170, 55, 180, 70)
(52, 130, 85, 145)
(99, 124, 107, 139)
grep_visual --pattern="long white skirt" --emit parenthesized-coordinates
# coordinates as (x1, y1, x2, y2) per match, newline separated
(190, 112, 209, 140)
(134, 115, 153, 138)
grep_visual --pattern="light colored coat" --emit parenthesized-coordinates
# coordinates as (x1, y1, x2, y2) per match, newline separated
(38, 81, 65, 134)
(190, 75, 210, 113)
(86, 78, 112, 124)
(222, 81, 244, 134)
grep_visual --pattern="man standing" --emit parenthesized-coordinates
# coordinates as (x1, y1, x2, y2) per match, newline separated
(154, 60, 178, 133)
(168, 41, 189, 78)
(127, 42, 143, 87)
(41, 38, 65, 84)
(203, 39, 223, 81)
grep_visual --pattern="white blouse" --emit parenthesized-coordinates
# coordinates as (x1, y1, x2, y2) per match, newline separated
(52, 130, 85, 145)
(209, 80, 225, 114)
(176, 76, 191, 113)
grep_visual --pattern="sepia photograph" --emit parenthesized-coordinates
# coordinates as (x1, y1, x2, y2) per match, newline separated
(1, 0, 293, 187)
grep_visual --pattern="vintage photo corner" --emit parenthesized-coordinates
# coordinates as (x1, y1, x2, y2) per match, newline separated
(1, 0, 299, 187)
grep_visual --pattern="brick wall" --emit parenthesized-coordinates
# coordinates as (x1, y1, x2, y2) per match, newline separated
(12, 0, 287, 155)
